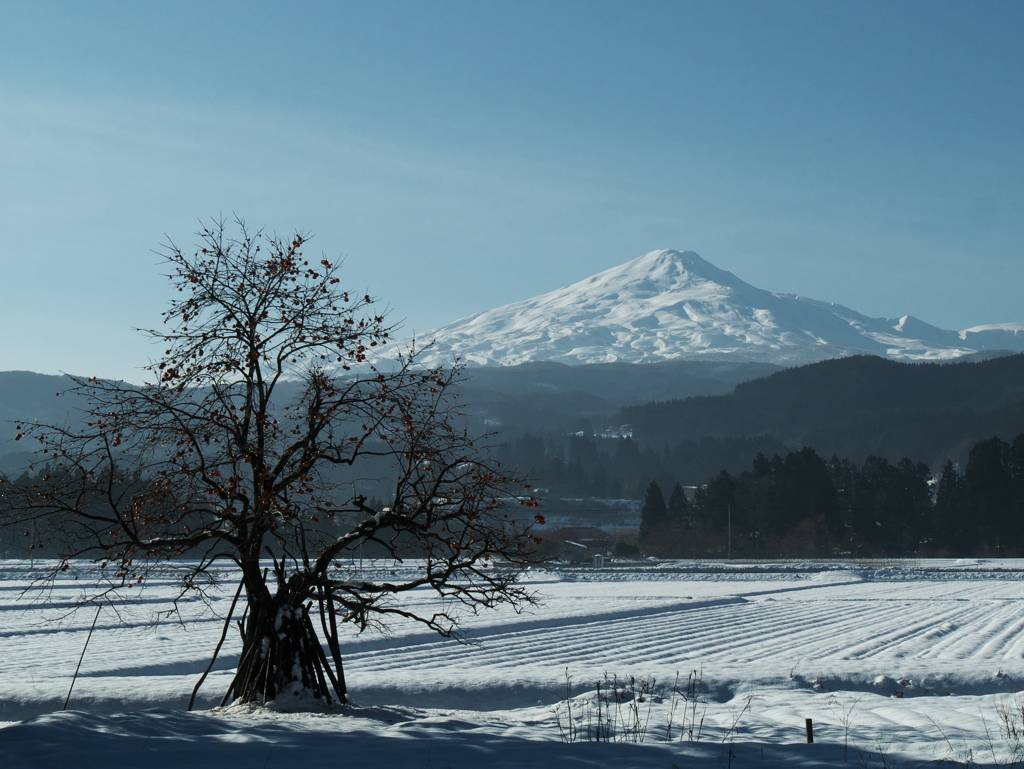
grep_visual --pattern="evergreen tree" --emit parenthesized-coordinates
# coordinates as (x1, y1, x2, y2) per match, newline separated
(934, 460, 969, 553)
(694, 470, 736, 530)
(666, 481, 691, 524)
(965, 437, 1016, 553)
(638, 481, 668, 552)
(851, 456, 902, 554)
(779, 447, 840, 536)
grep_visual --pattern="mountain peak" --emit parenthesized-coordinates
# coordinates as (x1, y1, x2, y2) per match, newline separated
(383, 250, 1024, 367)
(628, 248, 702, 270)
(599, 249, 751, 291)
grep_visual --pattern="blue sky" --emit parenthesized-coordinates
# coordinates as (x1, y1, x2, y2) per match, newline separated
(1, 0, 1022, 380)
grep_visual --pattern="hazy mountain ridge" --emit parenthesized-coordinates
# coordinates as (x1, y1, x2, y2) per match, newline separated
(0, 361, 782, 472)
(4, 354, 1024, 484)
(403, 250, 1024, 367)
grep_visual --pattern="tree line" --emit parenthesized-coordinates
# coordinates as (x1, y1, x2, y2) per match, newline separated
(497, 432, 791, 499)
(636, 434, 1024, 558)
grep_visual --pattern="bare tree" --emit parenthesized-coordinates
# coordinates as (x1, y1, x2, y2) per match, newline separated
(2, 218, 541, 708)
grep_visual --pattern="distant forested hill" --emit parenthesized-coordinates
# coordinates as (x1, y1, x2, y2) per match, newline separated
(0, 372, 93, 473)
(620, 354, 1024, 469)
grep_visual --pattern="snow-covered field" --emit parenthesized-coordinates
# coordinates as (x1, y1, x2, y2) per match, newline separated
(4, 558, 1024, 767)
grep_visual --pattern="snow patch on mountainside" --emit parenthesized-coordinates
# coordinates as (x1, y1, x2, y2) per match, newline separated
(385, 250, 1024, 367)
(962, 323, 1024, 334)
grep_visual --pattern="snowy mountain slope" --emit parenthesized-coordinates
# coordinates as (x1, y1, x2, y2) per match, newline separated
(399, 250, 1024, 366)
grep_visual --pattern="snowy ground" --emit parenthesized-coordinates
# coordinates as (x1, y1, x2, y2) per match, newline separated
(4, 558, 1024, 767)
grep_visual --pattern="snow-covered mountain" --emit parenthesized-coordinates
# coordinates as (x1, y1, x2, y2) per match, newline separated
(404, 250, 1024, 367)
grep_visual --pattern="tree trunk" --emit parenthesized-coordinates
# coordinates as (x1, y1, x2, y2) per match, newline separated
(224, 566, 346, 707)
